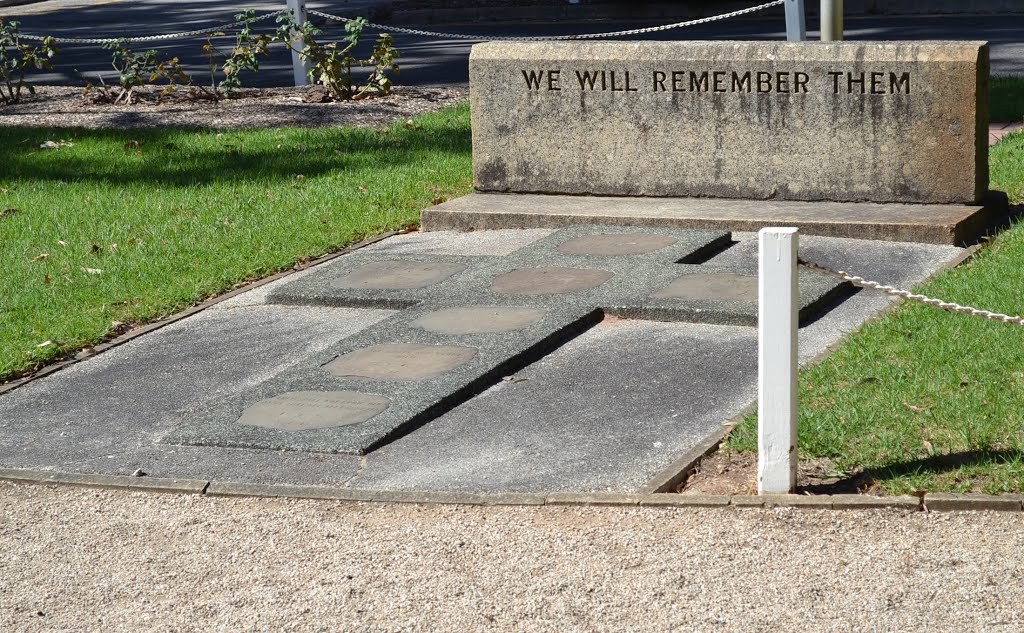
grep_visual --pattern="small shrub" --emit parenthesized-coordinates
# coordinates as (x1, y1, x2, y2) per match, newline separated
(218, 9, 274, 98)
(0, 18, 59, 105)
(87, 43, 207, 104)
(276, 13, 400, 101)
(99, 38, 159, 104)
(151, 56, 198, 101)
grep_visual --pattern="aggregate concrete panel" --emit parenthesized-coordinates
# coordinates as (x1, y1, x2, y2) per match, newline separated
(268, 254, 489, 309)
(47, 444, 363, 487)
(331, 260, 469, 290)
(324, 343, 479, 381)
(489, 267, 616, 295)
(237, 391, 393, 431)
(0, 228, 968, 493)
(0, 305, 391, 475)
(268, 224, 843, 326)
(168, 225, 846, 456)
(557, 233, 679, 256)
(471, 41, 988, 204)
(359, 228, 554, 257)
(162, 303, 601, 455)
(410, 306, 548, 335)
(346, 320, 760, 493)
(710, 232, 966, 280)
(651, 273, 758, 301)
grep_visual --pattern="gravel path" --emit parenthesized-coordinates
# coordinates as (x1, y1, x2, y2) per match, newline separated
(2, 481, 1022, 631)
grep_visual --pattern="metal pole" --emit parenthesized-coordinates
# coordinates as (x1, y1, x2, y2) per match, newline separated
(784, 0, 806, 42)
(286, 0, 311, 87)
(757, 227, 799, 495)
(820, 0, 844, 41)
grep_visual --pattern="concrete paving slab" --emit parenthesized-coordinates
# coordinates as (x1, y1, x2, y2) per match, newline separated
(167, 225, 845, 456)
(0, 226, 968, 494)
(358, 228, 553, 256)
(0, 304, 390, 479)
(345, 320, 759, 493)
(421, 192, 1008, 245)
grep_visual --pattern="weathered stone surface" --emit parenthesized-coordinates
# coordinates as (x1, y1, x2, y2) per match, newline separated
(324, 343, 478, 381)
(410, 306, 547, 334)
(490, 267, 614, 294)
(237, 391, 391, 431)
(470, 41, 989, 204)
(331, 260, 468, 290)
(557, 233, 678, 256)
(652, 273, 758, 301)
(165, 225, 842, 456)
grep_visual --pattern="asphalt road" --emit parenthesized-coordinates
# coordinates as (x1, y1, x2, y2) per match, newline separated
(3, 0, 1024, 88)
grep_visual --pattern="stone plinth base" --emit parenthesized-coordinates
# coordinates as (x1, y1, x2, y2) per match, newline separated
(421, 192, 1010, 245)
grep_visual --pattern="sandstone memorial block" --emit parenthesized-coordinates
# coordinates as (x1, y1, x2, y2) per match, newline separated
(470, 41, 989, 205)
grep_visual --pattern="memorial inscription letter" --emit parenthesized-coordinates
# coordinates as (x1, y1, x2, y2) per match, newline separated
(470, 41, 988, 205)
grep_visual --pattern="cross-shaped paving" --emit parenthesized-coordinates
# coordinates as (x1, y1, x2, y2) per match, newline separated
(163, 225, 847, 455)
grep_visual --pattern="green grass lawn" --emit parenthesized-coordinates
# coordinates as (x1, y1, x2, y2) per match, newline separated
(726, 131, 1024, 495)
(0, 104, 472, 380)
(4, 87, 1024, 494)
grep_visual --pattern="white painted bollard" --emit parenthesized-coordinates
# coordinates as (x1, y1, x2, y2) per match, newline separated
(286, 0, 311, 87)
(758, 227, 799, 494)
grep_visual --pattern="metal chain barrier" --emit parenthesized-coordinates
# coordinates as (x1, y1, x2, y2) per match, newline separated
(17, 10, 285, 44)
(799, 257, 1024, 326)
(308, 0, 785, 41)
(16, 0, 785, 45)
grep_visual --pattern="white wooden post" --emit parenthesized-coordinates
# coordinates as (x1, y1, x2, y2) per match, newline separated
(286, 0, 311, 86)
(784, 0, 806, 42)
(758, 227, 799, 494)
(820, 0, 844, 41)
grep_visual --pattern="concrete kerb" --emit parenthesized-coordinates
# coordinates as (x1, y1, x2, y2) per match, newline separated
(3, 469, 1022, 511)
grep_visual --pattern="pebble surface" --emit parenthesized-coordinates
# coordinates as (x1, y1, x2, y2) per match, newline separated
(2, 481, 1022, 632)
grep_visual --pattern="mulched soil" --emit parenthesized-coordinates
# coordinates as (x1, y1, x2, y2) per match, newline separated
(0, 85, 469, 129)
(679, 450, 880, 495)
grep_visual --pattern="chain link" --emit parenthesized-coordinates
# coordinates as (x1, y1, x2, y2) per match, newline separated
(308, 0, 786, 41)
(799, 257, 1024, 327)
(15, 0, 783, 45)
(18, 10, 284, 44)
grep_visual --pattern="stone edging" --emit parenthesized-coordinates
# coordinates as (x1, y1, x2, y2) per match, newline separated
(2, 468, 1022, 512)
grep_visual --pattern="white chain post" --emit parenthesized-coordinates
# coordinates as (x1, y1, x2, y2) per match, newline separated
(758, 228, 799, 494)
(285, 0, 311, 87)
(784, 0, 806, 41)
(820, 0, 843, 41)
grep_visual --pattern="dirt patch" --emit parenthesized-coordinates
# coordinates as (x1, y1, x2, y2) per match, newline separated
(0, 85, 468, 129)
(679, 450, 880, 495)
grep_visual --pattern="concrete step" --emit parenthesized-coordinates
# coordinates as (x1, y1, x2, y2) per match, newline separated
(421, 192, 1010, 245)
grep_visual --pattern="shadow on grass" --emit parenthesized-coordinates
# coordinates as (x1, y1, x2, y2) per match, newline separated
(799, 449, 1024, 494)
(992, 76, 1024, 123)
(0, 118, 472, 187)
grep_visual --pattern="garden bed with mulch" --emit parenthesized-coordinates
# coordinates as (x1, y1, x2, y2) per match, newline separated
(0, 85, 468, 129)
